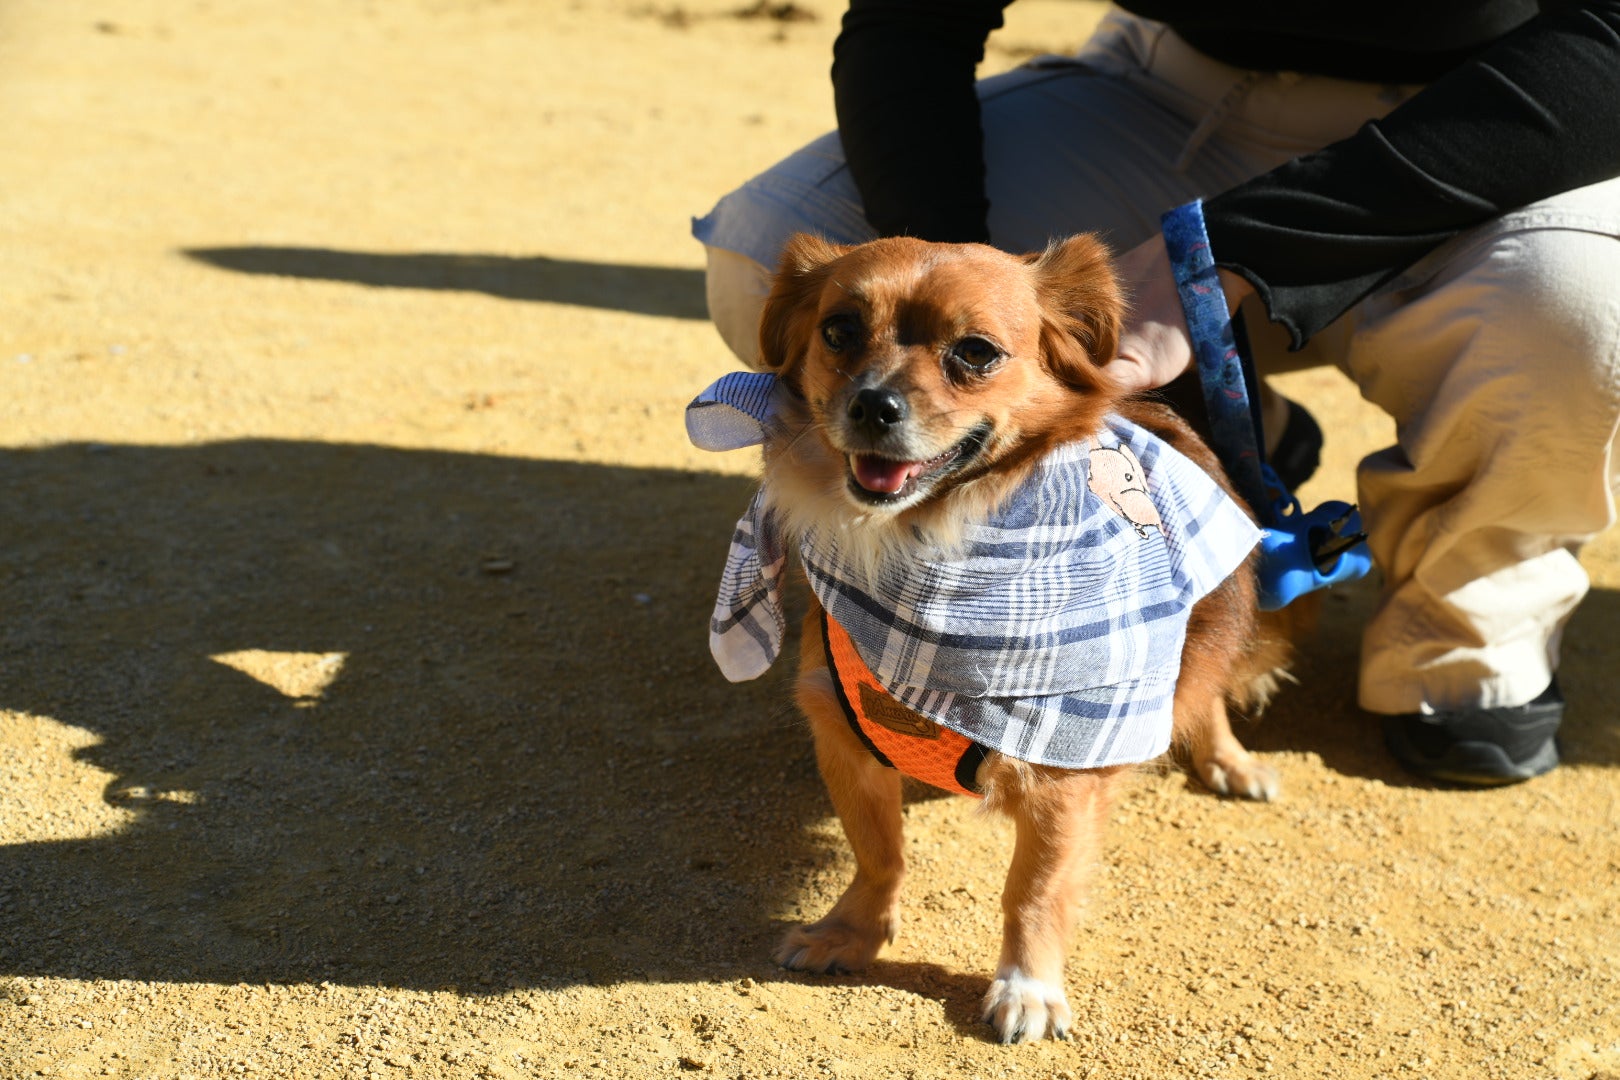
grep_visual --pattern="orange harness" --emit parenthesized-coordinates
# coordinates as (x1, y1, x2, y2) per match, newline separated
(822, 613, 989, 798)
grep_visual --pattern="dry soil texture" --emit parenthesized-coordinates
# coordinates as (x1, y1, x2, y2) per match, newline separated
(2, 2, 1618, 1079)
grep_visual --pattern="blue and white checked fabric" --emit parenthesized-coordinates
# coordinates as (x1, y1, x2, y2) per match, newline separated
(691, 373, 1262, 769)
(685, 370, 781, 452)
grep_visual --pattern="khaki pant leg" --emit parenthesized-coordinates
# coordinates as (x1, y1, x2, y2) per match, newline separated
(1336, 180, 1620, 714)
(694, 11, 1409, 367)
(704, 246, 775, 369)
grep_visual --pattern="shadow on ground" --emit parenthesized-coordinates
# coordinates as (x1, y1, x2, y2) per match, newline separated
(0, 442, 823, 993)
(1237, 576, 1620, 786)
(2, 442, 1613, 993)
(182, 248, 708, 319)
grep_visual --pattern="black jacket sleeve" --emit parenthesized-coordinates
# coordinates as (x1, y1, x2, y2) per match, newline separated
(832, 0, 1010, 243)
(1204, 0, 1620, 347)
(833, 1, 1620, 346)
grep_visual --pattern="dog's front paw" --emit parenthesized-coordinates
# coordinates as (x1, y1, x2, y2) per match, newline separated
(775, 916, 893, 975)
(981, 967, 1072, 1044)
(1197, 750, 1280, 802)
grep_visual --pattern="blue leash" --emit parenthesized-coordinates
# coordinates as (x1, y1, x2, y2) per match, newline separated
(1161, 200, 1372, 610)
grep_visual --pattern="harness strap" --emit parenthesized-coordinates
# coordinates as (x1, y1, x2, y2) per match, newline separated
(821, 613, 987, 798)
(1161, 199, 1374, 610)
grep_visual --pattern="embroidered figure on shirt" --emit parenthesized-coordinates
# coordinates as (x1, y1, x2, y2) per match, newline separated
(1087, 439, 1162, 538)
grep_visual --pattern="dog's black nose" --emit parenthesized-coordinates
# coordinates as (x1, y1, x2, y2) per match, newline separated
(847, 387, 907, 434)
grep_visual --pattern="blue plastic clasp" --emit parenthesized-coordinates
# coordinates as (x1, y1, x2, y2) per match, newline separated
(1254, 468, 1373, 610)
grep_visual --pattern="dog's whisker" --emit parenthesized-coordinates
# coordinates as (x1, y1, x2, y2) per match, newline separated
(914, 404, 983, 427)
(771, 419, 824, 463)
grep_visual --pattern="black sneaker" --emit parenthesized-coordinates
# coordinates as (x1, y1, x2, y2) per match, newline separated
(1381, 679, 1563, 786)
(1269, 397, 1324, 492)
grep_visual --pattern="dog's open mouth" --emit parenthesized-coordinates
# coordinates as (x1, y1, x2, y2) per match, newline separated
(846, 424, 990, 504)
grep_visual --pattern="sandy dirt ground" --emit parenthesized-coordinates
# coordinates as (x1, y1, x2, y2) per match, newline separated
(2, 2, 1618, 1078)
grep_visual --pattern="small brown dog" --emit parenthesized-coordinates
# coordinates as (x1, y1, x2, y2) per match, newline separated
(751, 232, 1293, 1043)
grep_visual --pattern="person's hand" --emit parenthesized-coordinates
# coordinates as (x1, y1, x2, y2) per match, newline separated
(1110, 235, 1253, 393)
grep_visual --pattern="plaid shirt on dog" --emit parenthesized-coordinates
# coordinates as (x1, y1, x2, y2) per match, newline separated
(690, 372, 1262, 770)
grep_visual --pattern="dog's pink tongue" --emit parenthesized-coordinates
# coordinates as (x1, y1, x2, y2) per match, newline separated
(852, 455, 922, 494)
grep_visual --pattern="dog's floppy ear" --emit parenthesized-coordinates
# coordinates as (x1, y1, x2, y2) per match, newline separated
(758, 233, 848, 372)
(1026, 233, 1124, 393)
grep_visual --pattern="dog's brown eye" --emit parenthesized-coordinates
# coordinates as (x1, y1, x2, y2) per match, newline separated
(949, 336, 1002, 370)
(821, 315, 860, 353)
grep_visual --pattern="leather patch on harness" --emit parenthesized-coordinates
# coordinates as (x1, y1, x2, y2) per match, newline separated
(824, 612, 986, 798)
(857, 683, 940, 739)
